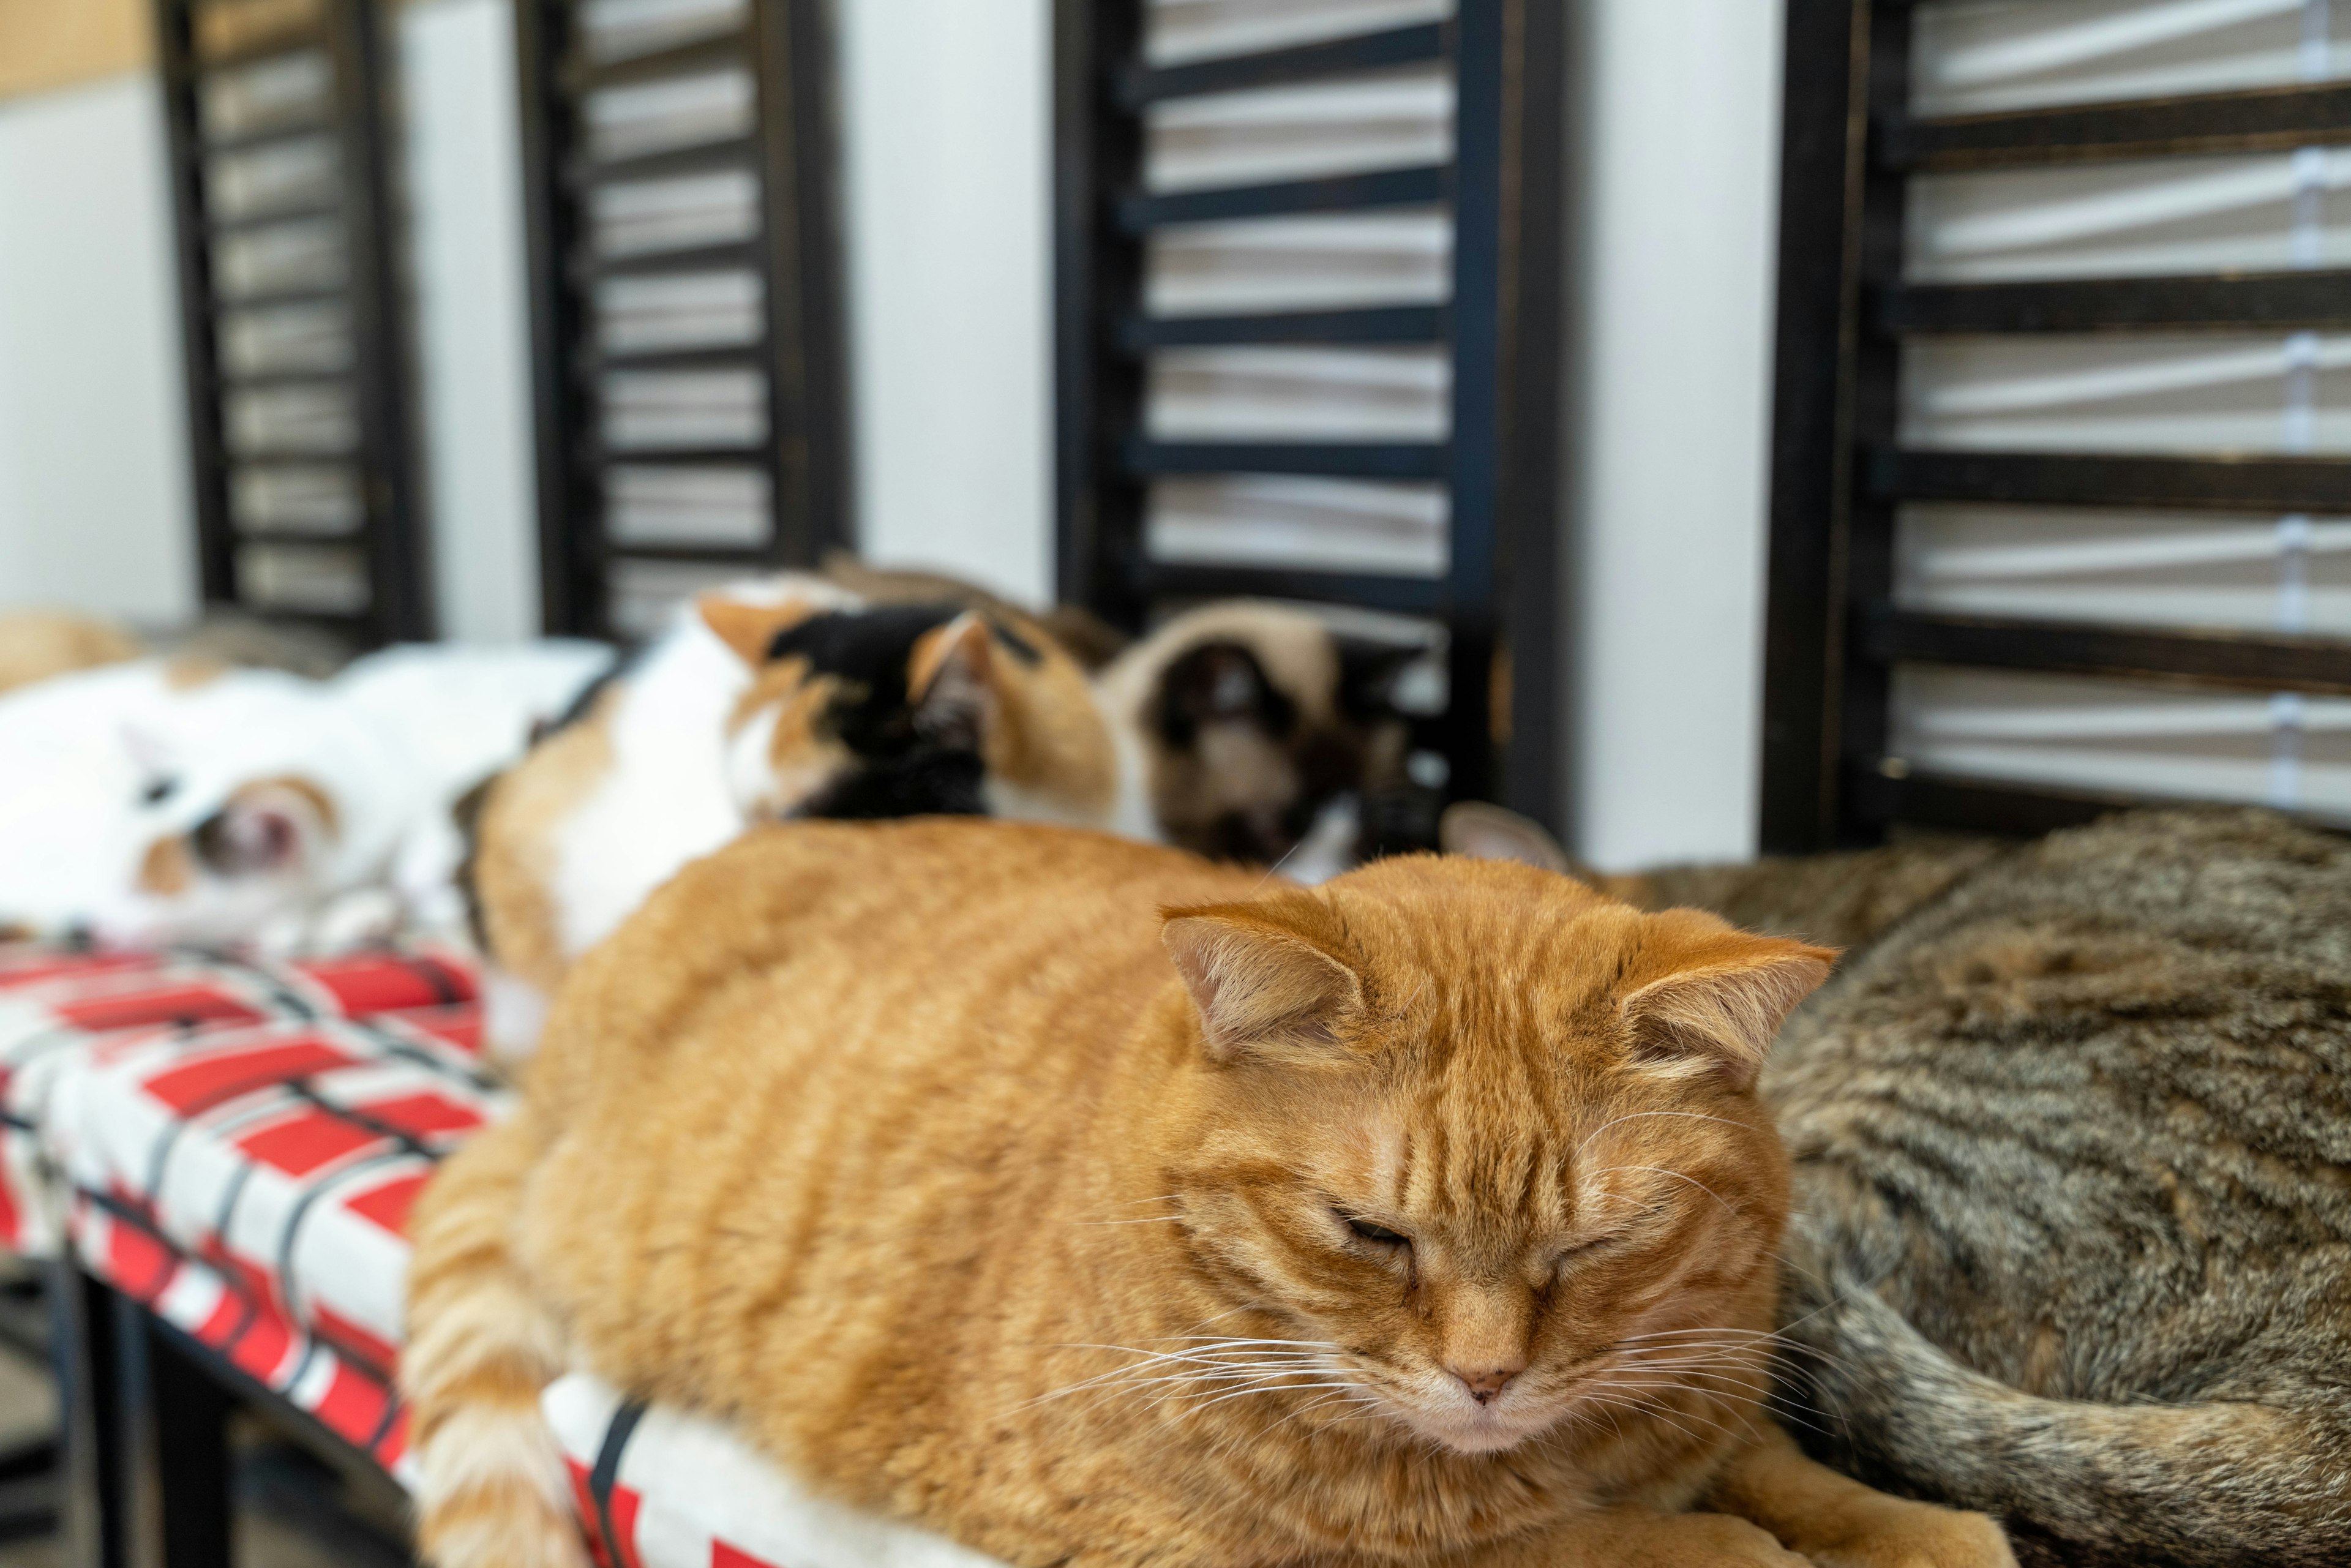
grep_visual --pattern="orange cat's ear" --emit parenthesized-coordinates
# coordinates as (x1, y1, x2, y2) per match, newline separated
(1618, 930, 1835, 1090)
(698, 593, 825, 667)
(1161, 906, 1365, 1067)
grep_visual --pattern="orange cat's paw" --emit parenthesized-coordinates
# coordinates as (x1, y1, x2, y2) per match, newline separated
(1803, 1502, 2016, 1568)
(1642, 1512, 1813, 1567)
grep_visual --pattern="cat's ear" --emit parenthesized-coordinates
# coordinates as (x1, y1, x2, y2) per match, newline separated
(697, 592, 825, 667)
(908, 612, 999, 751)
(1440, 801, 1571, 873)
(1161, 904, 1365, 1066)
(1618, 924, 1835, 1090)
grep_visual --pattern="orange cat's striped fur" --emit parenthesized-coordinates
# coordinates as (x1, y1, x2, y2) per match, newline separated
(404, 820, 2011, 1568)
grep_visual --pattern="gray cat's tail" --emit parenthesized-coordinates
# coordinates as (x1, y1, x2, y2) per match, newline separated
(1796, 1274, 2351, 1567)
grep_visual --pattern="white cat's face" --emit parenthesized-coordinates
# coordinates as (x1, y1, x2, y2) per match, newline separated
(73, 672, 345, 950)
(96, 771, 339, 948)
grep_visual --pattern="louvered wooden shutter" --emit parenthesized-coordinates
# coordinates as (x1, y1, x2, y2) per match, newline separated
(1765, 0, 2351, 847)
(1056, 0, 1567, 826)
(514, 0, 849, 641)
(154, 0, 430, 646)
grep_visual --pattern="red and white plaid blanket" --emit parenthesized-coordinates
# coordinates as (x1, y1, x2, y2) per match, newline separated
(0, 945, 1001, 1568)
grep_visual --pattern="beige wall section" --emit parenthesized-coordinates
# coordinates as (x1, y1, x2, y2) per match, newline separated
(0, 0, 154, 102)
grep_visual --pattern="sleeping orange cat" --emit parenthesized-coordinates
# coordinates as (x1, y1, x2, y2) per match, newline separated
(404, 820, 2011, 1567)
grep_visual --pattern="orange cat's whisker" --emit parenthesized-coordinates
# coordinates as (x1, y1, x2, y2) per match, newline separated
(1583, 1164, 1747, 1220)
(1572, 1109, 1762, 1159)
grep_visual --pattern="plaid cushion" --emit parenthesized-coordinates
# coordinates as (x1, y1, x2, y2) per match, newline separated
(5, 943, 1016, 1568)
(544, 1375, 1000, 1568)
(0, 947, 478, 1256)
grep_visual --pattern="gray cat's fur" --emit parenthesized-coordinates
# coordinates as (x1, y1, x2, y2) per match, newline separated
(1623, 809, 2350, 1567)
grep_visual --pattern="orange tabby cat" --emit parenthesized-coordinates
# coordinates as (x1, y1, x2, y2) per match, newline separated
(404, 820, 2010, 1568)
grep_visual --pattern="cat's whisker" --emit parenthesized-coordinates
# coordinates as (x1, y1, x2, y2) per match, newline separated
(1150, 1336, 1341, 1352)
(1572, 1109, 1761, 1159)
(1583, 1164, 1749, 1220)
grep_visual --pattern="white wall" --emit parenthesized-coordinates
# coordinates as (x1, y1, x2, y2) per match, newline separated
(1564, 0, 1786, 869)
(0, 75, 195, 626)
(834, 0, 1054, 605)
(401, 0, 541, 643)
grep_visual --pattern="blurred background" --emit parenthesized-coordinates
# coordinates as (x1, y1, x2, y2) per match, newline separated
(2, 0, 2346, 867)
(0, 0, 1789, 872)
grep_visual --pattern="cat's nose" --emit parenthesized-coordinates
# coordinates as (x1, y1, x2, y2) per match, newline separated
(1449, 1362, 1523, 1405)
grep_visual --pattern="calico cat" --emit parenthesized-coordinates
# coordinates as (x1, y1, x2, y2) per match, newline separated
(402, 818, 2009, 1568)
(468, 590, 1417, 1052)
(463, 579, 1130, 1051)
(1452, 803, 2351, 1566)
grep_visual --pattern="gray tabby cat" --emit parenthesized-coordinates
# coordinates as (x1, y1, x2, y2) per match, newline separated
(1448, 803, 2351, 1566)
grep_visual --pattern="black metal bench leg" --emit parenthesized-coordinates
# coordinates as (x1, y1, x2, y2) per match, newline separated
(51, 1267, 128, 1568)
(137, 1314, 235, 1568)
(107, 1291, 238, 1568)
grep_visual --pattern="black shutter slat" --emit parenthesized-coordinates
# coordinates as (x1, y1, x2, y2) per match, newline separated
(1117, 23, 1448, 108)
(1883, 81, 2351, 171)
(1118, 164, 1448, 231)
(1124, 438, 1447, 481)
(1117, 305, 1444, 351)
(1870, 450, 2351, 515)
(1864, 610, 2351, 696)
(1881, 271, 2351, 334)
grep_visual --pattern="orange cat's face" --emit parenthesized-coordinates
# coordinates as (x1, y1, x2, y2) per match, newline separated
(1156, 861, 1831, 1457)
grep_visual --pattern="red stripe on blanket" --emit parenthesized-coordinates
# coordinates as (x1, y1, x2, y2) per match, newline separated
(105, 1216, 179, 1303)
(234, 1107, 387, 1177)
(57, 985, 268, 1034)
(341, 1171, 428, 1237)
(610, 1484, 645, 1568)
(308, 1357, 392, 1449)
(712, 1544, 782, 1568)
(141, 1038, 362, 1115)
(298, 954, 476, 1015)
(351, 1090, 484, 1140)
(227, 1297, 295, 1384)
(0, 950, 155, 989)
(391, 1005, 483, 1054)
(566, 1461, 613, 1568)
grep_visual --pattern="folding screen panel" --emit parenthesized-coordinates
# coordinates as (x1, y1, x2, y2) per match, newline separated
(1056, 0, 1568, 827)
(1764, 0, 2351, 849)
(153, 0, 429, 645)
(514, 0, 849, 640)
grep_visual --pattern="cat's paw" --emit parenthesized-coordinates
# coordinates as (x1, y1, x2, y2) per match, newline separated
(1633, 1512, 1813, 1567)
(1802, 1502, 2016, 1568)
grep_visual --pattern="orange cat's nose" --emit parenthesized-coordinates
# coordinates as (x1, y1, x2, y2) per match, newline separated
(1449, 1364, 1523, 1405)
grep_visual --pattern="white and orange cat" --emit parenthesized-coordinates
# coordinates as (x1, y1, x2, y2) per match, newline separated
(404, 818, 2011, 1568)
(0, 642, 608, 950)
